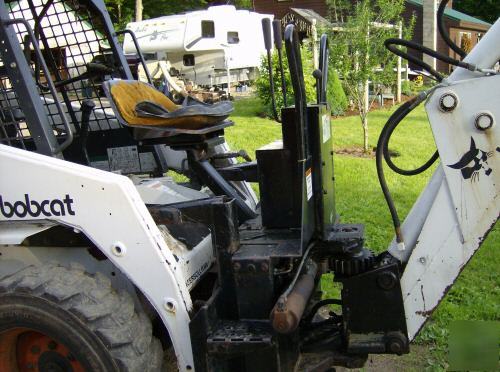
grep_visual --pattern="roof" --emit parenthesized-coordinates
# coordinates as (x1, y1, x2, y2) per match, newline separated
(406, 0, 491, 27)
(289, 8, 331, 27)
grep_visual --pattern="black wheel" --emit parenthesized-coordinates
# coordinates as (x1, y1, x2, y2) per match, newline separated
(0, 263, 163, 372)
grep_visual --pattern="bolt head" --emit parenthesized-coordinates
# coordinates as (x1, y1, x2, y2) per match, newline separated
(475, 112, 494, 131)
(439, 92, 458, 112)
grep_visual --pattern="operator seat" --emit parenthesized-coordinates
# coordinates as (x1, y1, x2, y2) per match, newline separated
(103, 79, 256, 222)
(104, 80, 233, 132)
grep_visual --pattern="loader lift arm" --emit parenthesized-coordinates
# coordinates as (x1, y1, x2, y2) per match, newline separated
(385, 18, 500, 339)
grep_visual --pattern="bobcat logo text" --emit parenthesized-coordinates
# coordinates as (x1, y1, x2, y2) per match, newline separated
(0, 194, 75, 218)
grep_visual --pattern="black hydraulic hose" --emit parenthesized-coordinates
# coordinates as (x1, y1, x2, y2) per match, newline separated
(382, 117, 439, 176)
(384, 39, 480, 82)
(304, 298, 342, 324)
(438, 0, 467, 59)
(385, 38, 444, 81)
(378, 0, 458, 246)
(376, 91, 434, 243)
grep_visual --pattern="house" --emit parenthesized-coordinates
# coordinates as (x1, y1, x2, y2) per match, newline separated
(252, 0, 491, 73)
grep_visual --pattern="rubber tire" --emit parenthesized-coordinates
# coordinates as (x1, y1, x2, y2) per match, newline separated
(0, 263, 164, 372)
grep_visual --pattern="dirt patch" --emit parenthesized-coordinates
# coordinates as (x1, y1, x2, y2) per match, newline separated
(336, 344, 429, 372)
(335, 146, 375, 158)
(335, 146, 401, 159)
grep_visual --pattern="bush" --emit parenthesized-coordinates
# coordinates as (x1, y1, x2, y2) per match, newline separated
(327, 69, 348, 116)
(256, 43, 316, 118)
(401, 80, 415, 96)
(401, 77, 432, 96)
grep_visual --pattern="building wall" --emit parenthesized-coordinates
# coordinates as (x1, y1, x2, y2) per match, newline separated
(404, 3, 487, 74)
(253, 0, 328, 19)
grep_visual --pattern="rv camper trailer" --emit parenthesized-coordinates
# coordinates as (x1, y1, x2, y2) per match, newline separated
(123, 5, 273, 88)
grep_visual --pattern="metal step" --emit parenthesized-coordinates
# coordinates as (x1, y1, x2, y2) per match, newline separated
(207, 321, 274, 355)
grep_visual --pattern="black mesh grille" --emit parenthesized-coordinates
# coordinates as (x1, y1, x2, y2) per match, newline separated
(0, 75, 29, 149)
(0, 0, 127, 151)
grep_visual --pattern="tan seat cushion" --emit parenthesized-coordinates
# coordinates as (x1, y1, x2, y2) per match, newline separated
(109, 80, 231, 129)
(110, 80, 179, 126)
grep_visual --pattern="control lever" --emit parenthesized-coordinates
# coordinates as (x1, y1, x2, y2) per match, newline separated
(79, 99, 96, 165)
(284, 24, 308, 158)
(261, 18, 280, 122)
(273, 19, 287, 107)
(285, 24, 313, 251)
(313, 34, 329, 104)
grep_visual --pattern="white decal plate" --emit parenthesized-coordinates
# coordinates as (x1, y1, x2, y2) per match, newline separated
(306, 168, 313, 200)
(322, 114, 331, 143)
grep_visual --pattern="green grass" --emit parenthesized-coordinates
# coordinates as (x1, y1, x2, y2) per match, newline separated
(225, 96, 499, 370)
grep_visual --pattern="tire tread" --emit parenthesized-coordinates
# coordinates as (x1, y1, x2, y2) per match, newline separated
(0, 263, 164, 372)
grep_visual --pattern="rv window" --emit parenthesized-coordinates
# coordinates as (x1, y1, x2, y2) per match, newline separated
(143, 53, 157, 61)
(227, 32, 239, 44)
(183, 54, 195, 66)
(201, 21, 215, 38)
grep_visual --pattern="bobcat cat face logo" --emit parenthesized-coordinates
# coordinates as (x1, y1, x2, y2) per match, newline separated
(447, 137, 496, 182)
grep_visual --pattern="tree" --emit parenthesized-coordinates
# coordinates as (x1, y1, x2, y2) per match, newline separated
(105, 0, 211, 29)
(105, 0, 134, 29)
(453, 0, 499, 24)
(327, 0, 408, 152)
(135, 0, 142, 21)
(105, 0, 253, 30)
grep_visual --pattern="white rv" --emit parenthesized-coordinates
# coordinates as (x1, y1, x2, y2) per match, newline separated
(123, 5, 272, 88)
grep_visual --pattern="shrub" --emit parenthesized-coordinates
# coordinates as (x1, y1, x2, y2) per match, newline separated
(401, 80, 414, 96)
(327, 68, 348, 116)
(256, 43, 316, 118)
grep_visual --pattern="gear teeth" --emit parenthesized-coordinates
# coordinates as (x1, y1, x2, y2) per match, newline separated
(330, 248, 375, 276)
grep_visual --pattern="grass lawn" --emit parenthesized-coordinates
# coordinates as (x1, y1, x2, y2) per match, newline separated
(225, 96, 499, 370)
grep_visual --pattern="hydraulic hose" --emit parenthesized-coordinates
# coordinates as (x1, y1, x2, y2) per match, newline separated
(379, 0, 469, 247)
(384, 38, 479, 82)
(376, 90, 435, 244)
(438, 0, 467, 60)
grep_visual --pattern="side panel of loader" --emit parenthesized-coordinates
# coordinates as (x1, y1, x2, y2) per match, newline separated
(0, 143, 197, 370)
